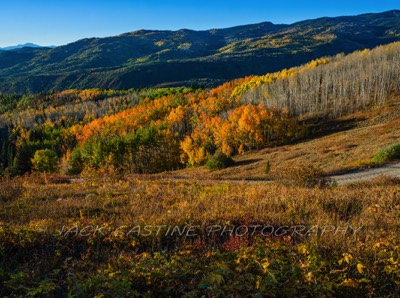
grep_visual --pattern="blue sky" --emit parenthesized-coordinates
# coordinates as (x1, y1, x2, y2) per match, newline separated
(0, 0, 398, 47)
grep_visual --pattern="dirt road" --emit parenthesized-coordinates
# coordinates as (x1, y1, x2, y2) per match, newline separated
(330, 162, 400, 185)
(71, 162, 400, 186)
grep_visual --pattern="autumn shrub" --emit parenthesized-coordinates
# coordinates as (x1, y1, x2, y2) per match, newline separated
(81, 164, 125, 182)
(320, 197, 363, 221)
(46, 174, 70, 184)
(275, 164, 333, 188)
(0, 179, 24, 202)
(97, 164, 126, 182)
(374, 142, 400, 163)
(80, 165, 100, 182)
(205, 151, 234, 171)
(18, 172, 47, 185)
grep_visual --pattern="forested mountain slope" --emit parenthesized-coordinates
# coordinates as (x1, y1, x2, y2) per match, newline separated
(1, 41, 399, 175)
(1, 10, 400, 93)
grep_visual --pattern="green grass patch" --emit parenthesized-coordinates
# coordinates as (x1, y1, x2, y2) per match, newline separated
(374, 142, 400, 163)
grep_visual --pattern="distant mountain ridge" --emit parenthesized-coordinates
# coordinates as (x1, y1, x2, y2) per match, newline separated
(0, 43, 56, 51)
(1, 10, 400, 94)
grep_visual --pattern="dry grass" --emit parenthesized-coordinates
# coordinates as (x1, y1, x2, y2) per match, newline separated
(1, 164, 399, 296)
(1, 175, 399, 248)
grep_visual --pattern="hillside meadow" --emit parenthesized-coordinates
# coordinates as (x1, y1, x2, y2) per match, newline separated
(0, 172, 399, 296)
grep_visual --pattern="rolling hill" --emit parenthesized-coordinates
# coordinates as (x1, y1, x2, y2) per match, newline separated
(1, 10, 400, 93)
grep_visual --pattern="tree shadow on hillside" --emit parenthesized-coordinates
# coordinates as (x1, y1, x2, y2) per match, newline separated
(231, 159, 263, 168)
(294, 117, 363, 144)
